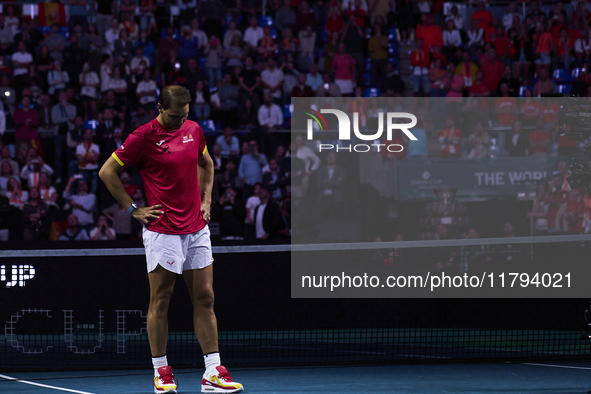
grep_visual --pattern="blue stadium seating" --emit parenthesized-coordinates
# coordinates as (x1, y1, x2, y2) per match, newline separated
(557, 84, 572, 94)
(364, 87, 380, 97)
(160, 28, 178, 39)
(200, 120, 216, 131)
(571, 67, 582, 81)
(282, 104, 292, 119)
(553, 69, 569, 84)
(363, 72, 372, 87)
(518, 86, 532, 97)
(388, 28, 397, 42)
(364, 58, 371, 71)
(84, 120, 98, 130)
(388, 43, 399, 57)
(258, 16, 273, 27)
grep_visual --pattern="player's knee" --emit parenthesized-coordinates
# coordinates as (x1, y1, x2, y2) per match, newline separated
(194, 288, 215, 310)
(150, 292, 172, 313)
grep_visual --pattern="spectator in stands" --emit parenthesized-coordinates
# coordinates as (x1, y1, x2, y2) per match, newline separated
(216, 127, 240, 156)
(52, 91, 77, 183)
(294, 134, 320, 196)
(224, 20, 242, 50)
(0, 161, 18, 193)
(14, 95, 38, 148)
(258, 26, 278, 60)
(99, 55, 113, 93)
(263, 158, 287, 203)
(238, 56, 261, 109)
(480, 47, 504, 94)
(275, 0, 297, 34)
(471, 0, 492, 30)
(38, 172, 58, 208)
(467, 122, 491, 158)
(503, 221, 516, 237)
(76, 129, 100, 194)
(113, 29, 134, 66)
(438, 116, 461, 158)
(79, 62, 100, 119)
(505, 120, 530, 157)
(533, 23, 553, 74)
(443, 20, 461, 61)
(292, 73, 314, 97)
(0, 15, 14, 53)
(217, 73, 240, 128)
(561, 188, 586, 233)
(238, 97, 259, 131)
(244, 16, 264, 54)
(20, 147, 54, 189)
(12, 41, 33, 77)
(258, 93, 284, 131)
(45, 24, 67, 62)
(406, 116, 428, 158)
(18, 64, 45, 105)
(253, 186, 283, 240)
(5, 177, 27, 209)
(429, 58, 447, 97)
(527, 183, 550, 235)
(23, 187, 48, 241)
(136, 69, 157, 109)
(325, 7, 344, 36)
(192, 80, 210, 121)
(261, 57, 284, 104)
(47, 60, 69, 97)
(380, 62, 405, 97)
(298, 25, 316, 68)
(554, 27, 574, 72)
(496, 65, 520, 97)
(64, 36, 85, 86)
(105, 18, 121, 55)
(58, 213, 90, 241)
(238, 140, 268, 198)
(410, 39, 430, 97)
(90, 215, 116, 240)
(214, 186, 245, 240)
(331, 43, 356, 97)
(204, 35, 224, 89)
(36, 45, 54, 83)
(529, 119, 550, 157)
(495, 84, 517, 125)
(503, 2, 520, 30)
(226, 35, 245, 68)
(316, 151, 344, 220)
(533, 67, 557, 96)
(245, 182, 262, 228)
(467, 20, 484, 56)
(63, 177, 95, 231)
(342, 13, 365, 81)
(575, 26, 591, 68)
(305, 63, 323, 94)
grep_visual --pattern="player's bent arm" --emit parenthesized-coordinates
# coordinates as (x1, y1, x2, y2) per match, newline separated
(198, 149, 215, 205)
(99, 156, 134, 210)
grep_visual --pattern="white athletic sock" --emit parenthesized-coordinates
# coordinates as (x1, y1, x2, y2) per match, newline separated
(204, 352, 221, 372)
(153, 355, 168, 377)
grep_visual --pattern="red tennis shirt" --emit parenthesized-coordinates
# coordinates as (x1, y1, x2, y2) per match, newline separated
(112, 118, 207, 235)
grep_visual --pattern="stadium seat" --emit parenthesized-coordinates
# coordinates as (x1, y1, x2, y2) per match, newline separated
(388, 28, 397, 42)
(258, 16, 273, 27)
(364, 87, 380, 97)
(282, 104, 292, 119)
(160, 28, 178, 39)
(199, 57, 206, 69)
(84, 120, 98, 130)
(388, 57, 399, 69)
(388, 43, 399, 57)
(518, 86, 532, 97)
(363, 72, 372, 87)
(270, 27, 278, 40)
(201, 120, 216, 131)
(571, 68, 581, 81)
(364, 57, 371, 71)
(553, 69, 569, 84)
(557, 84, 572, 94)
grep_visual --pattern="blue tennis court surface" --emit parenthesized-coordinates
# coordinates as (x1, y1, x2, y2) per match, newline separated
(2, 363, 591, 393)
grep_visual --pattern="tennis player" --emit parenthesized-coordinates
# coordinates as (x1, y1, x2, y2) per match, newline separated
(99, 85, 244, 394)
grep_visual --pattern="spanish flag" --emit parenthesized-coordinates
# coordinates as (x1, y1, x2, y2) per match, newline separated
(38, 2, 66, 27)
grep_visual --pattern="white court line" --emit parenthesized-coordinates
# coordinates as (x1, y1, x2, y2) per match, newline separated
(0, 374, 95, 394)
(523, 363, 591, 371)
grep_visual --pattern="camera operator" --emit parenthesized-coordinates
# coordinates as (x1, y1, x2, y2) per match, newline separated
(89, 215, 116, 241)
(20, 147, 54, 189)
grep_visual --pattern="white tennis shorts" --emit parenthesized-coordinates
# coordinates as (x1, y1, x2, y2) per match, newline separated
(143, 225, 214, 274)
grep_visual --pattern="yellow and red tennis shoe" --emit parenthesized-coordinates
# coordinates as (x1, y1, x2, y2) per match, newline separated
(154, 366, 178, 394)
(201, 365, 244, 393)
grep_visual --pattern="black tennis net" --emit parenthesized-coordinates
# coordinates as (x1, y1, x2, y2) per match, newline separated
(0, 239, 589, 371)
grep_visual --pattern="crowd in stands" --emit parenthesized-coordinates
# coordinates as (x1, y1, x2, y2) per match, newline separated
(0, 0, 590, 241)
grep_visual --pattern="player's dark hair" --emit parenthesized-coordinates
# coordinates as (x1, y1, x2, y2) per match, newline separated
(159, 85, 191, 110)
